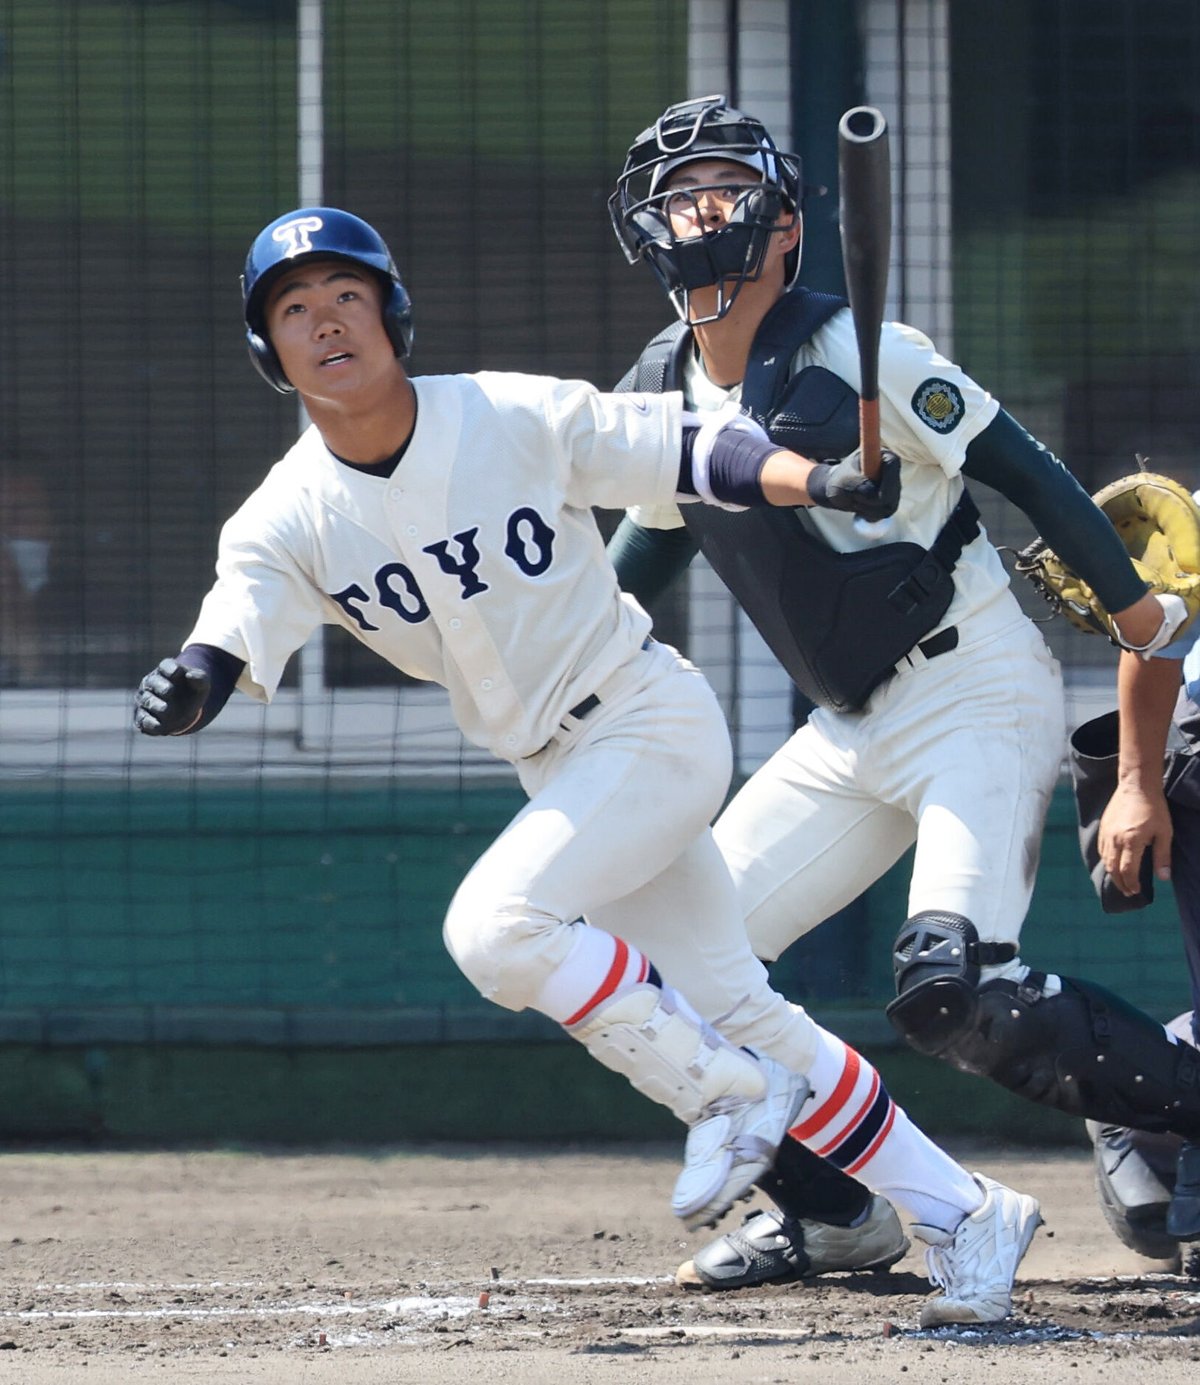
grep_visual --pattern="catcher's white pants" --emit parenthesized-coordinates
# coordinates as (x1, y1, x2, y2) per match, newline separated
(714, 594, 1065, 976)
(442, 638, 825, 1072)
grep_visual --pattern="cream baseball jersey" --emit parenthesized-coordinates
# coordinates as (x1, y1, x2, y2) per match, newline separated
(186, 371, 683, 760)
(631, 312, 1010, 630)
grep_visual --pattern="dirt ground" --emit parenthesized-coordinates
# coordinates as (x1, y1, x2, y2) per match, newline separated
(1, 1140, 1199, 1384)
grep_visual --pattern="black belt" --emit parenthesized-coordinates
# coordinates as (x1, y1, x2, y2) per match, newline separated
(573, 629, 956, 723)
(567, 691, 601, 721)
(893, 624, 959, 674)
(915, 625, 959, 660)
(565, 636, 654, 723)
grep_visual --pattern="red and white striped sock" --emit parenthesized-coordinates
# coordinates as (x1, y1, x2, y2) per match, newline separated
(533, 924, 659, 1026)
(790, 1026, 982, 1233)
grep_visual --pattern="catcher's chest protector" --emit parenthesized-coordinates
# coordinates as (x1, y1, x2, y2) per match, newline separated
(624, 288, 979, 712)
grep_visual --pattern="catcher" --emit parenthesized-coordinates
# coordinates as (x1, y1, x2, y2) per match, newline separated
(603, 93, 1200, 1295)
(1035, 469, 1200, 1251)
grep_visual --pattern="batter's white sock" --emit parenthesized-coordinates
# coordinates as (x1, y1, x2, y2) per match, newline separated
(532, 924, 662, 1025)
(790, 1027, 982, 1234)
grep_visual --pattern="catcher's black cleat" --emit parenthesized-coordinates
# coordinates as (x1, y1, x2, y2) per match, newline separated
(675, 1194, 908, 1290)
(1167, 1141, 1200, 1242)
(1087, 1119, 1180, 1261)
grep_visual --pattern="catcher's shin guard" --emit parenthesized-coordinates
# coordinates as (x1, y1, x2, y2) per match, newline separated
(888, 914, 1200, 1137)
(568, 983, 811, 1228)
(960, 976, 1200, 1136)
(924, 981, 1200, 1137)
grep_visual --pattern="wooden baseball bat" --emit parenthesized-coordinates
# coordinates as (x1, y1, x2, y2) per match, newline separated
(837, 106, 891, 482)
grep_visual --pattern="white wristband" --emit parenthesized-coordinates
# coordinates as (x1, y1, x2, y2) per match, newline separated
(1120, 592, 1189, 659)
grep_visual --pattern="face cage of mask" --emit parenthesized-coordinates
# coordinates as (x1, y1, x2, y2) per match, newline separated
(614, 179, 800, 325)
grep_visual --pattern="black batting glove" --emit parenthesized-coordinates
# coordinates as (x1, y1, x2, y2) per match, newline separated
(807, 449, 902, 521)
(133, 657, 211, 736)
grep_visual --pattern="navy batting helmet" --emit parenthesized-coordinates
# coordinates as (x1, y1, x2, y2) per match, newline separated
(241, 207, 414, 394)
(609, 95, 804, 324)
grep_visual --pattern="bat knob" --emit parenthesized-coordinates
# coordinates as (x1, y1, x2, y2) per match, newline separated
(839, 106, 887, 143)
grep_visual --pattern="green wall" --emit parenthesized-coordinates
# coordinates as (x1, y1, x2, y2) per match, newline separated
(0, 778, 1189, 1145)
(5, 780, 1186, 1036)
(0, 1037, 1088, 1148)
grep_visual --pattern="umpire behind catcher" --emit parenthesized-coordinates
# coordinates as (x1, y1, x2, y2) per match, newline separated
(604, 93, 1200, 1289)
(1067, 483, 1200, 1255)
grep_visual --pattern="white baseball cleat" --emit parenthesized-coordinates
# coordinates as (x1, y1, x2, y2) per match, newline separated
(913, 1173, 1042, 1328)
(567, 983, 812, 1231)
(672, 1057, 811, 1232)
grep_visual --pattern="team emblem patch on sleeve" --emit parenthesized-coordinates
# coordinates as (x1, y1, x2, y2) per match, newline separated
(911, 378, 965, 434)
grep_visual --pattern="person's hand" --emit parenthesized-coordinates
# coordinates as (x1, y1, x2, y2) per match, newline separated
(807, 449, 901, 521)
(133, 657, 210, 736)
(1099, 781, 1173, 895)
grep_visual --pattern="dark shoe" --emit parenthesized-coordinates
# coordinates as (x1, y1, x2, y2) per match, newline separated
(675, 1194, 908, 1289)
(1167, 1140, 1200, 1241)
(1087, 1119, 1180, 1260)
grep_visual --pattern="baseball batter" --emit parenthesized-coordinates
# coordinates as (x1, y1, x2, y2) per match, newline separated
(132, 206, 1046, 1328)
(604, 94, 1200, 1291)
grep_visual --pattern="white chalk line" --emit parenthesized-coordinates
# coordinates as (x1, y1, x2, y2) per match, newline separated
(28, 1274, 667, 1294)
(1, 1295, 485, 1324)
(4, 1274, 1198, 1343)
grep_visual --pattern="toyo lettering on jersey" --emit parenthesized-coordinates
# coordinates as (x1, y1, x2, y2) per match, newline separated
(329, 510, 556, 630)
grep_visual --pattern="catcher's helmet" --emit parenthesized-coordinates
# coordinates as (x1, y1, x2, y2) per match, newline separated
(241, 207, 414, 394)
(609, 94, 804, 324)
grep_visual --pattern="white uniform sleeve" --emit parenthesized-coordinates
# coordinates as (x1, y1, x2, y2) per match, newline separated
(542, 380, 684, 512)
(1182, 640, 1200, 705)
(1155, 629, 1199, 662)
(876, 321, 999, 475)
(626, 500, 688, 530)
(1170, 494, 1200, 663)
(185, 497, 327, 703)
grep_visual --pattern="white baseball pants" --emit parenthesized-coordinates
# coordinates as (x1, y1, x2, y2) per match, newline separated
(442, 638, 825, 1072)
(714, 595, 1066, 978)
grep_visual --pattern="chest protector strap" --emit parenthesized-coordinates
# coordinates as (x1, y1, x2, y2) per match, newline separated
(620, 288, 982, 712)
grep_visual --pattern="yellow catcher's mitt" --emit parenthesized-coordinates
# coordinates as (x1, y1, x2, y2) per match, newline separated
(1015, 470, 1200, 643)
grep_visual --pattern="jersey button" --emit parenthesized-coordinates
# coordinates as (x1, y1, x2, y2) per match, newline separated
(505, 735, 517, 747)
(481, 678, 493, 691)
(449, 618, 462, 630)
(406, 524, 418, 536)
(389, 488, 402, 500)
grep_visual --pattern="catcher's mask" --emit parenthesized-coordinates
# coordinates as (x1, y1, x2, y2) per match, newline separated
(241, 207, 414, 394)
(609, 94, 804, 325)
